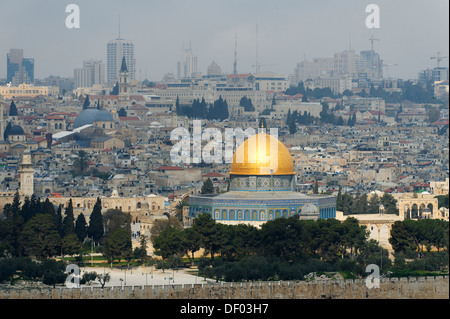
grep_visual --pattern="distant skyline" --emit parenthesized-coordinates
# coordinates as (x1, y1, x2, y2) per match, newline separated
(0, 0, 448, 82)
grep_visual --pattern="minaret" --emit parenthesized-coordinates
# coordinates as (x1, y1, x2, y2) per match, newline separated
(118, 56, 130, 109)
(19, 149, 34, 197)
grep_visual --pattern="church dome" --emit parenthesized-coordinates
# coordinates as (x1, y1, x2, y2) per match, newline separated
(230, 131, 294, 176)
(73, 108, 99, 128)
(74, 108, 114, 129)
(94, 109, 114, 122)
(9, 125, 25, 135)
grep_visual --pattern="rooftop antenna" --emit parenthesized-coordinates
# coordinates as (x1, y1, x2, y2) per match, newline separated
(233, 33, 238, 75)
(349, 32, 352, 50)
(118, 15, 121, 39)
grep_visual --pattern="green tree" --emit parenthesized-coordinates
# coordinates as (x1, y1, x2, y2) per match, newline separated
(87, 197, 104, 244)
(62, 199, 75, 237)
(288, 118, 297, 135)
(389, 220, 416, 253)
(426, 105, 441, 123)
(313, 181, 319, 194)
(20, 215, 62, 259)
(260, 217, 304, 262)
(55, 205, 63, 236)
(96, 272, 111, 288)
(150, 217, 183, 243)
(192, 213, 221, 261)
(9, 101, 18, 116)
(74, 213, 87, 242)
(104, 228, 132, 264)
(118, 107, 127, 117)
(368, 194, 380, 214)
(153, 227, 185, 260)
(201, 178, 215, 194)
(83, 95, 90, 110)
(380, 193, 398, 215)
(182, 227, 201, 265)
(73, 150, 89, 176)
(41, 259, 66, 288)
(41, 198, 55, 216)
(110, 82, 119, 95)
(61, 233, 81, 256)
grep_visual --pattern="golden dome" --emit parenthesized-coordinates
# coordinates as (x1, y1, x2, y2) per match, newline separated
(230, 131, 295, 176)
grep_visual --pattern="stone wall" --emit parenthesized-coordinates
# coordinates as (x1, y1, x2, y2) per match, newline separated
(0, 276, 448, 299)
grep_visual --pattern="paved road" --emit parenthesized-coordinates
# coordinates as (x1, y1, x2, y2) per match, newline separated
(79, 266, 216, 288)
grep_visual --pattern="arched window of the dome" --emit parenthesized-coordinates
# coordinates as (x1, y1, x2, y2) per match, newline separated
(215, 210, 220, 220)
(252, 210, 258, 220)
(229, 210, 235, 220)
(244, 210, 250, 220)
(222, 210, 227, 220)
(268, 210, 273, 220)
(275, 210, 281, 219)
(260, 211, 265, 220)
(237, 210, 243, 219)
(282, 210, 288, 218)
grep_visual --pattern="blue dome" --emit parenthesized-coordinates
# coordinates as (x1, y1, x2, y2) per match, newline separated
(9, 125, 25, 135)
(74, 109, 113, 129)
(94, 110, 114, 122)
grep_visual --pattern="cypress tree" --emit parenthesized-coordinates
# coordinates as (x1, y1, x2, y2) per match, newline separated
(83, 95, 90, 110)
(75, 213, 87, 242)
(55, 205, 63, 236)
(9, 101, 18, 116)
(313, 181, 319, 194)
(41, 198, 55, 216)
(62, 199, 75, 237)
(88, 197, 104, 244)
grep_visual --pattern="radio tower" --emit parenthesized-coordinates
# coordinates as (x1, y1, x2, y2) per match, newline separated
(233, 33, 238, 75)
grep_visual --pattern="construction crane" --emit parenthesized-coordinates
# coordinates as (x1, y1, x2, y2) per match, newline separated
(369, 35, 379, 51)
(431, 52, 448, 68)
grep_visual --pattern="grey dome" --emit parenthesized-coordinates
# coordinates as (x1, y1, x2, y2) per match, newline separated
(94, 109, 114, 122)
(74, 109, 113, 129)
(9, 125, 25, 135)
(74, 109, 99, 129)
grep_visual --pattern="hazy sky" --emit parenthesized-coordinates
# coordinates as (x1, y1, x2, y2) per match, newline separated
(0, 0, 448, 82)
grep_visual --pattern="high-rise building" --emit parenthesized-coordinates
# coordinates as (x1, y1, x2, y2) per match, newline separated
(107, 38, 135, 85)
(359, 50, 383, 80)
(7, 49, 34, 86)
(74, 59, 105, 88)
(177, 47, 198, 79)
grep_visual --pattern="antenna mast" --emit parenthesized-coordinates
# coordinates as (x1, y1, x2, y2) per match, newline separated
(118, 15, 121, 39)
(233, 33, 238, 75)
(255, 24, 259, 74)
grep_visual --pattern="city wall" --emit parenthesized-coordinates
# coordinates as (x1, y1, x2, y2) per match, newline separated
(0, 276, 448, 299)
